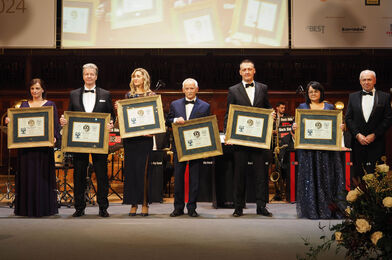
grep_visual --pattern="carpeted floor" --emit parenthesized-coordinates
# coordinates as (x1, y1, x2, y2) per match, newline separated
(0, 202, 346, 260)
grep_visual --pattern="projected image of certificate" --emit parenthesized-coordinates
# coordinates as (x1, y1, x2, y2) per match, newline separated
(63, 6, 90, 34)
(111, 0, 163, 29)
(184, 15, 214, 44)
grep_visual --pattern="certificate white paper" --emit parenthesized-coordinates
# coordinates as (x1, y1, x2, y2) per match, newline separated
(183, 127, 212, 150)
(304, 119, 332, 140)
(17, 117, 45, 137)
(72, 122, 100, 143)
(235, 115, 264, 138)
(127, 106, 155, 128)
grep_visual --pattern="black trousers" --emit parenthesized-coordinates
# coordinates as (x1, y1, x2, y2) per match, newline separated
(73, 153, 109, 210)
(233, 147, 269, 209)
(352, 139, 385, 180)
(173, 153, 200, 211)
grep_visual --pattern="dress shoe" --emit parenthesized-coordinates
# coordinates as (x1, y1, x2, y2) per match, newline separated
(170, 209, 184, 217)
(188, 209, 199, 217)
(99, 209, 110, 218)
(129, 205, 137, 216)
(232, 208, 243, 217)
(72, 209, 85, 217)
(257, 207, 272, 217)
(141, 205, 149, 217)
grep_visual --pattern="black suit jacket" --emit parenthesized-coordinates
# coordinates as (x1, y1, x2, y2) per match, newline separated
(345, 90, 392, 139)
(166, 97, 211, 126)
(224, 81, 271, 132)
(68, 87, 115, 120)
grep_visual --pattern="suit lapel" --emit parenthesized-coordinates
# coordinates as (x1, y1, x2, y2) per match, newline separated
(189, 98, 200, 120)
(368, 90, 379, 121)
(92, 87, 99, 112)
(253, 83, 261, 106)
(78, 88, 86, 112)
(236, 84, 252, 106)
(179, 98, 187, 119)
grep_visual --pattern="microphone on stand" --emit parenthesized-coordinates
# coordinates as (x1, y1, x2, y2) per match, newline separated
(296, 85, 305, 96)
(154, 80, 166, 91)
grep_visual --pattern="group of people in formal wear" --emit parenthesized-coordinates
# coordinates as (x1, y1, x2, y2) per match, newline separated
(5, 59, 391, 220)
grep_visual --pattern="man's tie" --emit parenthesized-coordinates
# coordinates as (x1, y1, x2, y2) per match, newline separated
(245, 82, 254, 88)
(185, 100, 195, 105)
(362, 91, 373, 96)
(84, 89, 95, 93)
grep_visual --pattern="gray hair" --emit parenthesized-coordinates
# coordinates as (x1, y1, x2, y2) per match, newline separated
(182, 78, 198, 88)
(359, 70, 376, 80)
(83, 63, 98, 76)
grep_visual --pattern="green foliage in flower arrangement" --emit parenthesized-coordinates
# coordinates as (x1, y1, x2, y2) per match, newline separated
(298, 157, 392, 260)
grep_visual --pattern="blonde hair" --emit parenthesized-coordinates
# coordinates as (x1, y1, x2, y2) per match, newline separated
(82, 63, 98, 76)
(129, 68, 151, 96)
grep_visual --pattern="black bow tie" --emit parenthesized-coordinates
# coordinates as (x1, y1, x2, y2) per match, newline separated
(362, 91, 373, 96)
(185, 100, 195, 105)
(84, 89, 95, 93)
(245, 83, 254, 88)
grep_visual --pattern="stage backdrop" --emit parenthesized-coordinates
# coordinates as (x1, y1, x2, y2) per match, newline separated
(61, 0, 288, 48)
(292, 0, 392, 48)
(0, 0, 56, 48)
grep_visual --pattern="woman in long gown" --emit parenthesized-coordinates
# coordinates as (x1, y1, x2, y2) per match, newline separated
(120, 68, 154, 217)
(295, 81, 345, 219)
(8, 78, 60, 217)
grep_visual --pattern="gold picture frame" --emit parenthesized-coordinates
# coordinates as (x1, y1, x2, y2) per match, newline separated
(225, 104, 274, 149)
(294, 109, 343, 151)
(173, 115, 222, 162)
(117, 95, 166, 138)
(7, 106, 54, 149)
(61, 111, 110, 154)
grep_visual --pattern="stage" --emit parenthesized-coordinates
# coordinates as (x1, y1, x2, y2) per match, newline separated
(0, 202, 345, 260)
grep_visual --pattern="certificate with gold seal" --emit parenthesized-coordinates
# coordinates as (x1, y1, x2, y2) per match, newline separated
(225, 104, 274, 149)
(61, 111, 110, 154)
(173, 115, 223, 162)
(294, 108, 342, 151)
(117, 95, 166, 138)
(8, 106, 54, 149)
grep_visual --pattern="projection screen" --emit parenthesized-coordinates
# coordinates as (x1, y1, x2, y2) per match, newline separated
(61, 0, 288, 48)
(0, 0, 56, 48)
(292, 0, 392, 48)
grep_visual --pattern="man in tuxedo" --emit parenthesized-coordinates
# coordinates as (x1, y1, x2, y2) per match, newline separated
(166, 78, 210, 217)
(345, 69, 392, 179)
(224, 59, 273, 217)
(61, 63, 114, 217)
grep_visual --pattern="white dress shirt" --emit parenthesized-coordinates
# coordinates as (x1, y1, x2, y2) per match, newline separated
(362, 88, 375, 122)
(242, 81, 255, 105)
(83, 86, 96, 113)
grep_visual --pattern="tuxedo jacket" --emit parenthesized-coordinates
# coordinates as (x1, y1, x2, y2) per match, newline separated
(345, 90, 392, 139)
(68, 87, 115, 120)
(166, 97, 211, 126)
(224, 81, 271, 132)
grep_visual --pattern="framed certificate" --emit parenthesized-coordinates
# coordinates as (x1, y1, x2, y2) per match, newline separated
(117, 95, 166, 138)
(173, 115, 222, 162)
(61, 111, 110, 154)
(7, 106, 54, 149)
(225, 104, 274, 149)
(294, 109, 343, 151)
